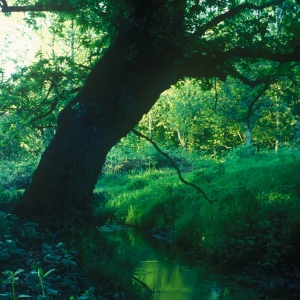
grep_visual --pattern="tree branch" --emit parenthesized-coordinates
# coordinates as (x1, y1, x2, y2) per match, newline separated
(132, 129, 214, 204)
(221, 65, 272, 87)
(178, 47, 299, 82)
(29, 87, 80, 125)
(29, 95, 60, 125)
(220, 47, 300, 63)
(246, 81, 271, 129)
(0, 0, 75, 12)
(195, 0, 284, 36)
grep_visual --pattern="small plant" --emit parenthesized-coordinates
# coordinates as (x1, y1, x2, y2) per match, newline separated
(30, 264, 57, 299)
(0, 269, 31, 299)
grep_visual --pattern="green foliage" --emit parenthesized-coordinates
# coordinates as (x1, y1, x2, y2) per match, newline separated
(0, 266, 57, 300)
(0, 269, 31, 300)
(30, 265, 57, 298)
(135, 71, 300, 154)
(0, 158, 38, 203)
(0, 237, 26, 261)
(0, 213, 11, 236)
(0, 240, 113, 299)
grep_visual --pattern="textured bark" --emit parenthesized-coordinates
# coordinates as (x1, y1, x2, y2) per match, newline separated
(12, 17, 180, 225)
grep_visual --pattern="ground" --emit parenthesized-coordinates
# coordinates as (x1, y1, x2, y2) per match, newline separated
(0, 202, 131, 300)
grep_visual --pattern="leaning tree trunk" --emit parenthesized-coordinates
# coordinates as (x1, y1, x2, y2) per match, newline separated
(12, 19, 180, 226)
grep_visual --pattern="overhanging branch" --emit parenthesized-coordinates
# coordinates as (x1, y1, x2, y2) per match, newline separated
(220, 47, 300, 63)
(132, 129, 214, 204)
(178, 47, 299, 82)
(222, 66, 272, 87)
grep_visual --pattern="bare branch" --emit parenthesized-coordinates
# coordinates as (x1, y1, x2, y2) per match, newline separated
(132, 129, 214, 204)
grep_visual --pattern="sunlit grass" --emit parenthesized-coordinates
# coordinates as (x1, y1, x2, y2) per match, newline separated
(95, 148, 300, 266)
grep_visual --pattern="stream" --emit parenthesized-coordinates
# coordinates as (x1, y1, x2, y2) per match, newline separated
(99, 225, 300, 300)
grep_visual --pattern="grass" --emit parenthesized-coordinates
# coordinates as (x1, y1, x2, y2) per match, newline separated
(94, 147, 300, 267)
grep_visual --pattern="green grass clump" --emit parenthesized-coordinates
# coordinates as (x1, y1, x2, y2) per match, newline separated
(95, 148, 300, 267)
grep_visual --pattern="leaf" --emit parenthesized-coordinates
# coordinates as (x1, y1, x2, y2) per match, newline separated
(30, 271, 39, 277)
(0, 293, 12, 298)
(15, 269, 24, 275)
(2, 271, 12, 276)
(86, 287, 95, 295)
(38, 268, 43, 277)
(46, 288, 58, 295)
(55, 242, 63, 248)
(78, 296, 89, 300)
(17, 295, 32, 298)
(43, 269, 56, 277)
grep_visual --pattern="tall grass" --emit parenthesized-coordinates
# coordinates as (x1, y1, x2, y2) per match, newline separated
(94, 147, 300, 267)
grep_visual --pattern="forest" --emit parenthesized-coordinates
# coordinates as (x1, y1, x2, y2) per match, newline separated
(0, 0, 300, 299)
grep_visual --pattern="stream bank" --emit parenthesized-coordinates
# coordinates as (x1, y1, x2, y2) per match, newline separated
(99, 225, 300, 300)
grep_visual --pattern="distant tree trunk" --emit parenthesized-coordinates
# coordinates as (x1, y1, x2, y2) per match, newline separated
(12, 19, 180, 225)
(275, 138, 279, 153)
(245, 123, 252, 147)
(244, 82, 270, 150)
(177, 130, 186, 148)
(148, 112, 153, 139)
(275, 91, 280, 154)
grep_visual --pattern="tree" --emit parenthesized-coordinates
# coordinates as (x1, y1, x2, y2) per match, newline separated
(1, 0, 299, 227)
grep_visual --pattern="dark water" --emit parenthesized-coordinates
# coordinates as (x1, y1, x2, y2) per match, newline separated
(99, 226, 299, 300)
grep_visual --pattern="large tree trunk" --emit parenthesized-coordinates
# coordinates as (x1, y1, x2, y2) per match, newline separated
(12, 18, 180, 225)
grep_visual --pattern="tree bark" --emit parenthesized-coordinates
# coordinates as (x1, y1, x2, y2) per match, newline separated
(12, 18, 180, 225)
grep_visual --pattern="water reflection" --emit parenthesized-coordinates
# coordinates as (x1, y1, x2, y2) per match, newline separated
(105, 228, 222, 299)
(138, 261, 220, 300)
(99, 226, 299, 300)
